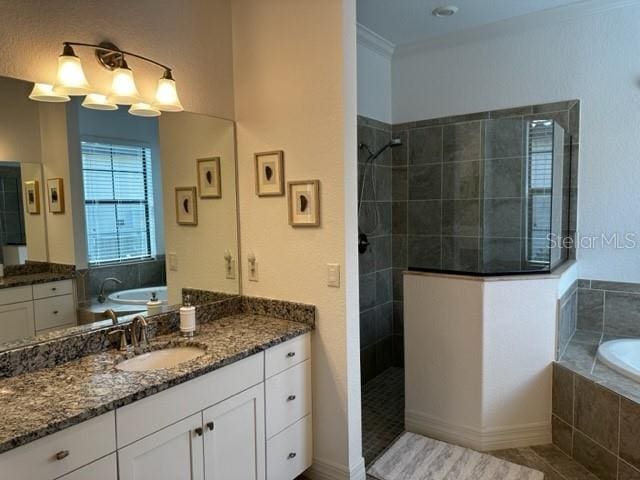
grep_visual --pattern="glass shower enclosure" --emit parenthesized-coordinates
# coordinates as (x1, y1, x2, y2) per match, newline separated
(408, 117, 568, 275)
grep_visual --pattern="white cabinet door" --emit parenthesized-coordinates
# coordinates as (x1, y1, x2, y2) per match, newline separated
(118, 413, 204, 480)
(57, 454, 117, 480)
(203, 384, 265, 480)
(0, 300, 34, 344)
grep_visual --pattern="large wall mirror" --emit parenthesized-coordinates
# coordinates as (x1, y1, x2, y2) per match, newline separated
(0, 75, 240, 350)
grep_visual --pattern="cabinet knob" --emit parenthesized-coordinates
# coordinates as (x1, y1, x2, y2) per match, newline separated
(53, 310, 59, 314)
(55, 450, 69, 460)
(206, 421, 214, 431)
(287, 452, 297, 459)
(286, 352, 296, 358)
(194, 427, 203, 436)
(51, 287, 57, 291)
(287, 395, 296, 402)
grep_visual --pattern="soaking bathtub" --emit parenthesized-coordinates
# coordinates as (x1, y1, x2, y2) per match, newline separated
(108, 286, 168, 305)
(597, 339, 640, 382)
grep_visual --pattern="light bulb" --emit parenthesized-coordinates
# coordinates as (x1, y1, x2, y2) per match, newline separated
(82, 93, 118, 111)
(129, 102, 161, 117)
(153, 70, 183, 112)
(52, 44, 92, 95)
(28, 83, 70, 102)
(108, 63, 141, 105)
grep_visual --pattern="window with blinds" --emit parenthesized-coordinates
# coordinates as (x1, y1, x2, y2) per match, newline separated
(526, 120, 554, 264)
(81, 141, 156, 265)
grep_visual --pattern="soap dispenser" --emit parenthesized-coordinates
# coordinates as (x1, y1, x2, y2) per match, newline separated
(146, 291, 162, 316)
(180, 294, 196, 337)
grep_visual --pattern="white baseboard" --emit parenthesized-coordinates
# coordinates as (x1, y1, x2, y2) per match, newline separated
(405, 410, 551, 451)
(305, 456, 366, 480)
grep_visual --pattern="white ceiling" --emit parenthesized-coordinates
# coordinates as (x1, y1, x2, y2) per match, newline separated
(356, 0, 588, 46)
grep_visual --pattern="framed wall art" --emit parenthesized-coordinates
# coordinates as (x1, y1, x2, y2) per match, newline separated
(255, 150, 284, 196)
(24, 180, 40, 214)
(175, 187, 198, 225)
(46, 178, 65, 214)
(288, 180, 320, 227)
(197, 157, 222, 198)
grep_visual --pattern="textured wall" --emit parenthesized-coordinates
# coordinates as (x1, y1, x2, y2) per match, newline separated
(232, 0, 364, 476)
(357, 42, 392, 124)
(0, 0, 235, 119)
(392, 5, 640, 282)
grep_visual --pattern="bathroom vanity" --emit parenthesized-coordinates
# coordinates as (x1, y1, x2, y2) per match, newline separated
(0, 309, 313, 480)
(0, 277, 76, 344)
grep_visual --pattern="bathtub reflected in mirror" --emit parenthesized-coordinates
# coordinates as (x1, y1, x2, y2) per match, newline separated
(0, 75, 240, 352)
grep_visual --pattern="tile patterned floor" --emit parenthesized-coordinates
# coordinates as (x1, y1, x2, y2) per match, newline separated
(361, 367, 601, 479)
(362, 367, 405, 466)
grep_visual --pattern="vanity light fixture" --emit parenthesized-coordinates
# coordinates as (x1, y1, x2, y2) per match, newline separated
(28, 83, 70, 102)
(53, 43, 93, 95)
(129, 102, 161, 117)
(29, 41, 183, 117)
(81, 93, 118, 111)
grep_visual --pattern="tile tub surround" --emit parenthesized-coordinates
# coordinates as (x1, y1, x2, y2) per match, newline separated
(0, 294, 315, 377)
(576, 279, 640, 337)
(557, 280, 578, 359)
(392, 99, 580, 277)
(358, 115, 395, 383)
(0, 313, 312, 454)
(75, 256, 166, 304)
(552, 363, 640, 480)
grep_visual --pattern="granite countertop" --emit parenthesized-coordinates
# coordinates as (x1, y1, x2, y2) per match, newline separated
(0, 313, 312, 454)
(0, 271, 75, 289)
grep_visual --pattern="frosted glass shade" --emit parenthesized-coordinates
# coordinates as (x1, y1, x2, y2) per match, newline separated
(82, 94, 118, 111)
(129, 102, 161, 117)
(108, 67, 141, 105)
(52, 55, 92, 95)
(28, 83, 70, 102)
(153, 78, 183, 112)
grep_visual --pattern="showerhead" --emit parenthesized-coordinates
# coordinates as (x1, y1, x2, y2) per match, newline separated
(389, 138, 403, 147)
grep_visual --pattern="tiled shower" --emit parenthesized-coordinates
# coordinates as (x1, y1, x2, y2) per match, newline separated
(358, 99, 580, 385)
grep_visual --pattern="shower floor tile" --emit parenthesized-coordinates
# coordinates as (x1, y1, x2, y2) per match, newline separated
(362, 367, 405, 466)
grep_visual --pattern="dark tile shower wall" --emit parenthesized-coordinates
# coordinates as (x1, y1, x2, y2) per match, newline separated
(392, 100, 579, 276)
(0, 165, 26, 263)
(358, 116, 395, 383)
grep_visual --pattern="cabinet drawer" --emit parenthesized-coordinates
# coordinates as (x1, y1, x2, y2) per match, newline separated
(57, 453, 117, 480)
(266, 360, 311, 438)
(0, 411, 115, 480)
(34, 294, 75, 331)
(33, 279, 73, 299)
(265, 333, 310, 378)
(0, 285, 32, 305)
(117, 352, 264, 448)
(266, 415, 312, 480)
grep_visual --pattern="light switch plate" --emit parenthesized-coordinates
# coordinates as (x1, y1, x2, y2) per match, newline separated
(226, 259, 236, 279)
(248, 261, 259, 282)
(168, 252, 178, 271)
(327, 263, 340, 288)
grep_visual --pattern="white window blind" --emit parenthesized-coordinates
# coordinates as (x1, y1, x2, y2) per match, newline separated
(526, 121, 554, 264)
(81, 141, 156, 265)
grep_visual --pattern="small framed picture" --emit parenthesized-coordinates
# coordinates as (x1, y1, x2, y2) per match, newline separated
(197, 157, 222, 198)
(24, 180, 40, 214)
(255, 150, 284, 196)
(46, 178, 65, 214)
(175, 187, 198, 225)
(288, 180, 320, 227)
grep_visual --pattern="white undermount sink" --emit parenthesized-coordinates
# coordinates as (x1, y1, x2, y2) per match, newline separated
(116, 347, 205, 372)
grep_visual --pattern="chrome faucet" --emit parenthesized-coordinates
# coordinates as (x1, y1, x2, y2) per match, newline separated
(130, 315, 149, 348)
(104, 309, 119, 326)
(97, 277, 123, 303)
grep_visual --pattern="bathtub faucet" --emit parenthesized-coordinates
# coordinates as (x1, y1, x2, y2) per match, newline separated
(97, 277, 123, 303)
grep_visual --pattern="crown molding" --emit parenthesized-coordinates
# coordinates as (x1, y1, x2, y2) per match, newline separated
(356, 23, 395, 59)
(395, 0, 640, 58)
